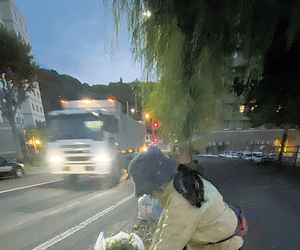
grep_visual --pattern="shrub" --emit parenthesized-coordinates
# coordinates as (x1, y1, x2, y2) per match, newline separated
(106, 236, 138, 250)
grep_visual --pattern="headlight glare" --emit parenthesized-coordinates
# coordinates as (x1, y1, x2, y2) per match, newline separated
(94, 154, 110, 162)
(50, 155, 62, 163)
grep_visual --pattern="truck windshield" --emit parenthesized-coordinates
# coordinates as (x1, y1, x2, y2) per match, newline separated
(47, 113, 105, 141)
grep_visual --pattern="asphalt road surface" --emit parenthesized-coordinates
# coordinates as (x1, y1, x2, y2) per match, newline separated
(196, 156, 300, 250)
(1, 157, 299, 250)
(0, 174, 138, 250)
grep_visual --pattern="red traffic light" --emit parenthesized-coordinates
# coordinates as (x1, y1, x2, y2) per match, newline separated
(153, 121, 158, 128)
(153, 137, 158, 143)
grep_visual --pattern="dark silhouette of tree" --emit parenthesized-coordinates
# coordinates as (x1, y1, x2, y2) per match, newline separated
(233, 1, 300, 162)
(37, 68, 83, 117)
(105, 0, 293, 163)
(0, 27, 36, 159)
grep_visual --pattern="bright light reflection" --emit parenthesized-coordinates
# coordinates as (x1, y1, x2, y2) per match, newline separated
(82, 99, 92, 104)
(143, 10, 151, 17)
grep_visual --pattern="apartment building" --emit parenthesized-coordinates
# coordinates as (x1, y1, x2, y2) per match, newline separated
(192, 53, 300, 156)
(0, 0, 45, 158)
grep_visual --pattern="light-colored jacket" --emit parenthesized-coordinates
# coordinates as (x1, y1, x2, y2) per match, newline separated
(149, 179, 243, 250)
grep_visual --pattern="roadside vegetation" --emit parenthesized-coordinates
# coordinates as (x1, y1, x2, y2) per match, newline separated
(131, 221, 157, 250)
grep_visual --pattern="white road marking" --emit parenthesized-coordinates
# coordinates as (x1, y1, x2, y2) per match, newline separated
(7, 190, 109, 231)
(32, 194, 134, 250)
(0, 180, 63, 194)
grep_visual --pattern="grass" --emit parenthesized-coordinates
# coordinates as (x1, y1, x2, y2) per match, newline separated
(131, 221, 157, 250)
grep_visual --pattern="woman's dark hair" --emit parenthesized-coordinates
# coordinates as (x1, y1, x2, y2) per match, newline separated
(173, 164, 205, 208)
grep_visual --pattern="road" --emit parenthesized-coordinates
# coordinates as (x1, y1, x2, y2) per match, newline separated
(0, 173, 138, 250)
(196, 156, 300, 250)
(1, 157, 300, 250)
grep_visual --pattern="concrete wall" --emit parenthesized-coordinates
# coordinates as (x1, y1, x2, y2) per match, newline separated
(192, 129, 300, 155)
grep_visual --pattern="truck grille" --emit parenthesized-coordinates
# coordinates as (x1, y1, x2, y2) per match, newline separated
(61, 144, 90, 148)
(66, 156, 91, 161)
(64, 150, 90, 154)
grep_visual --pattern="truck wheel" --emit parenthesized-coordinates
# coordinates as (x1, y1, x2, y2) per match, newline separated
(109, 167, 122, 187)
(109, 155, 124, 187)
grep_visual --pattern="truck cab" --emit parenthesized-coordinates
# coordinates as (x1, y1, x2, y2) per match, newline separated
(46, 99, 145, 184)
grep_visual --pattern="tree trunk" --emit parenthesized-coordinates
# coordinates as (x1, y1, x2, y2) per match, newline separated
(178, 141, 192, 164)
(278, 128, 288, 164)
(8, 117, 23, 159)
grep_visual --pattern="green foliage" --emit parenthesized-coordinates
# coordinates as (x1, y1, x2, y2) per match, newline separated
(0, 26, 36, 116)
(37, 69, 140, 119)
(132, 222, 157, 250)
(0, 27, 34, 80)
(37, 68, 83, 116)
(238, 1, 300, 128)
(105, 0, 281, 145)
(105, 236, 138, 250)
(0, 26, 36, 159)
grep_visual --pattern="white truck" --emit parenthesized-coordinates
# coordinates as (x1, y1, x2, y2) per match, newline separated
(46, 98, 145, 184)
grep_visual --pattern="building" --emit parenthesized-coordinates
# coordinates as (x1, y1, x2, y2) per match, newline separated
(0, 0, 45, 158)
(192, 53, 300, 158)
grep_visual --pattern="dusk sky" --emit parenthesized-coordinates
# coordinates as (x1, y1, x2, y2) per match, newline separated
(14, 0, 142, 85)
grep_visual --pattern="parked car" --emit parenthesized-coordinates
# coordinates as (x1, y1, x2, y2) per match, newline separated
(239, 151, 264, 162)
(251, 152, 264, 162)
(0, 157, 25, 178)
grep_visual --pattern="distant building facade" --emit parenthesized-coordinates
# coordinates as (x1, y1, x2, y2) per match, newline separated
(193, 53, 300, 157)
(0, 0, 45, 158)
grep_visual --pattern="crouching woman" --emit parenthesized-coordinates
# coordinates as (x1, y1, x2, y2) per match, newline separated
(128, 148, 244, 250)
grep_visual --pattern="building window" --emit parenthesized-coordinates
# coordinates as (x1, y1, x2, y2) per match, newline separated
(35, 119, 38, 125)
(37, 92, 40, 98)
(224, 121, 230, 130)
(16, 117, 19, 123)
(40, 107, 43, 113)
(13, 11, 17, 20)
(24, 25, 27, 33)
(33, 91, 36, 96)
(22, 118, 24, 124)
(32, 103, 35, 110)
(19, 19, 22, 27)
(36, 105, 39, 111)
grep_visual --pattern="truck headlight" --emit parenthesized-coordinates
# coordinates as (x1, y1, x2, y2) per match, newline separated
(50, 155, 62, 163)
(94, 154, 110, 162)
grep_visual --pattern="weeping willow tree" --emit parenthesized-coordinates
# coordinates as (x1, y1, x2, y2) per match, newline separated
(104, 0, 281, 163)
